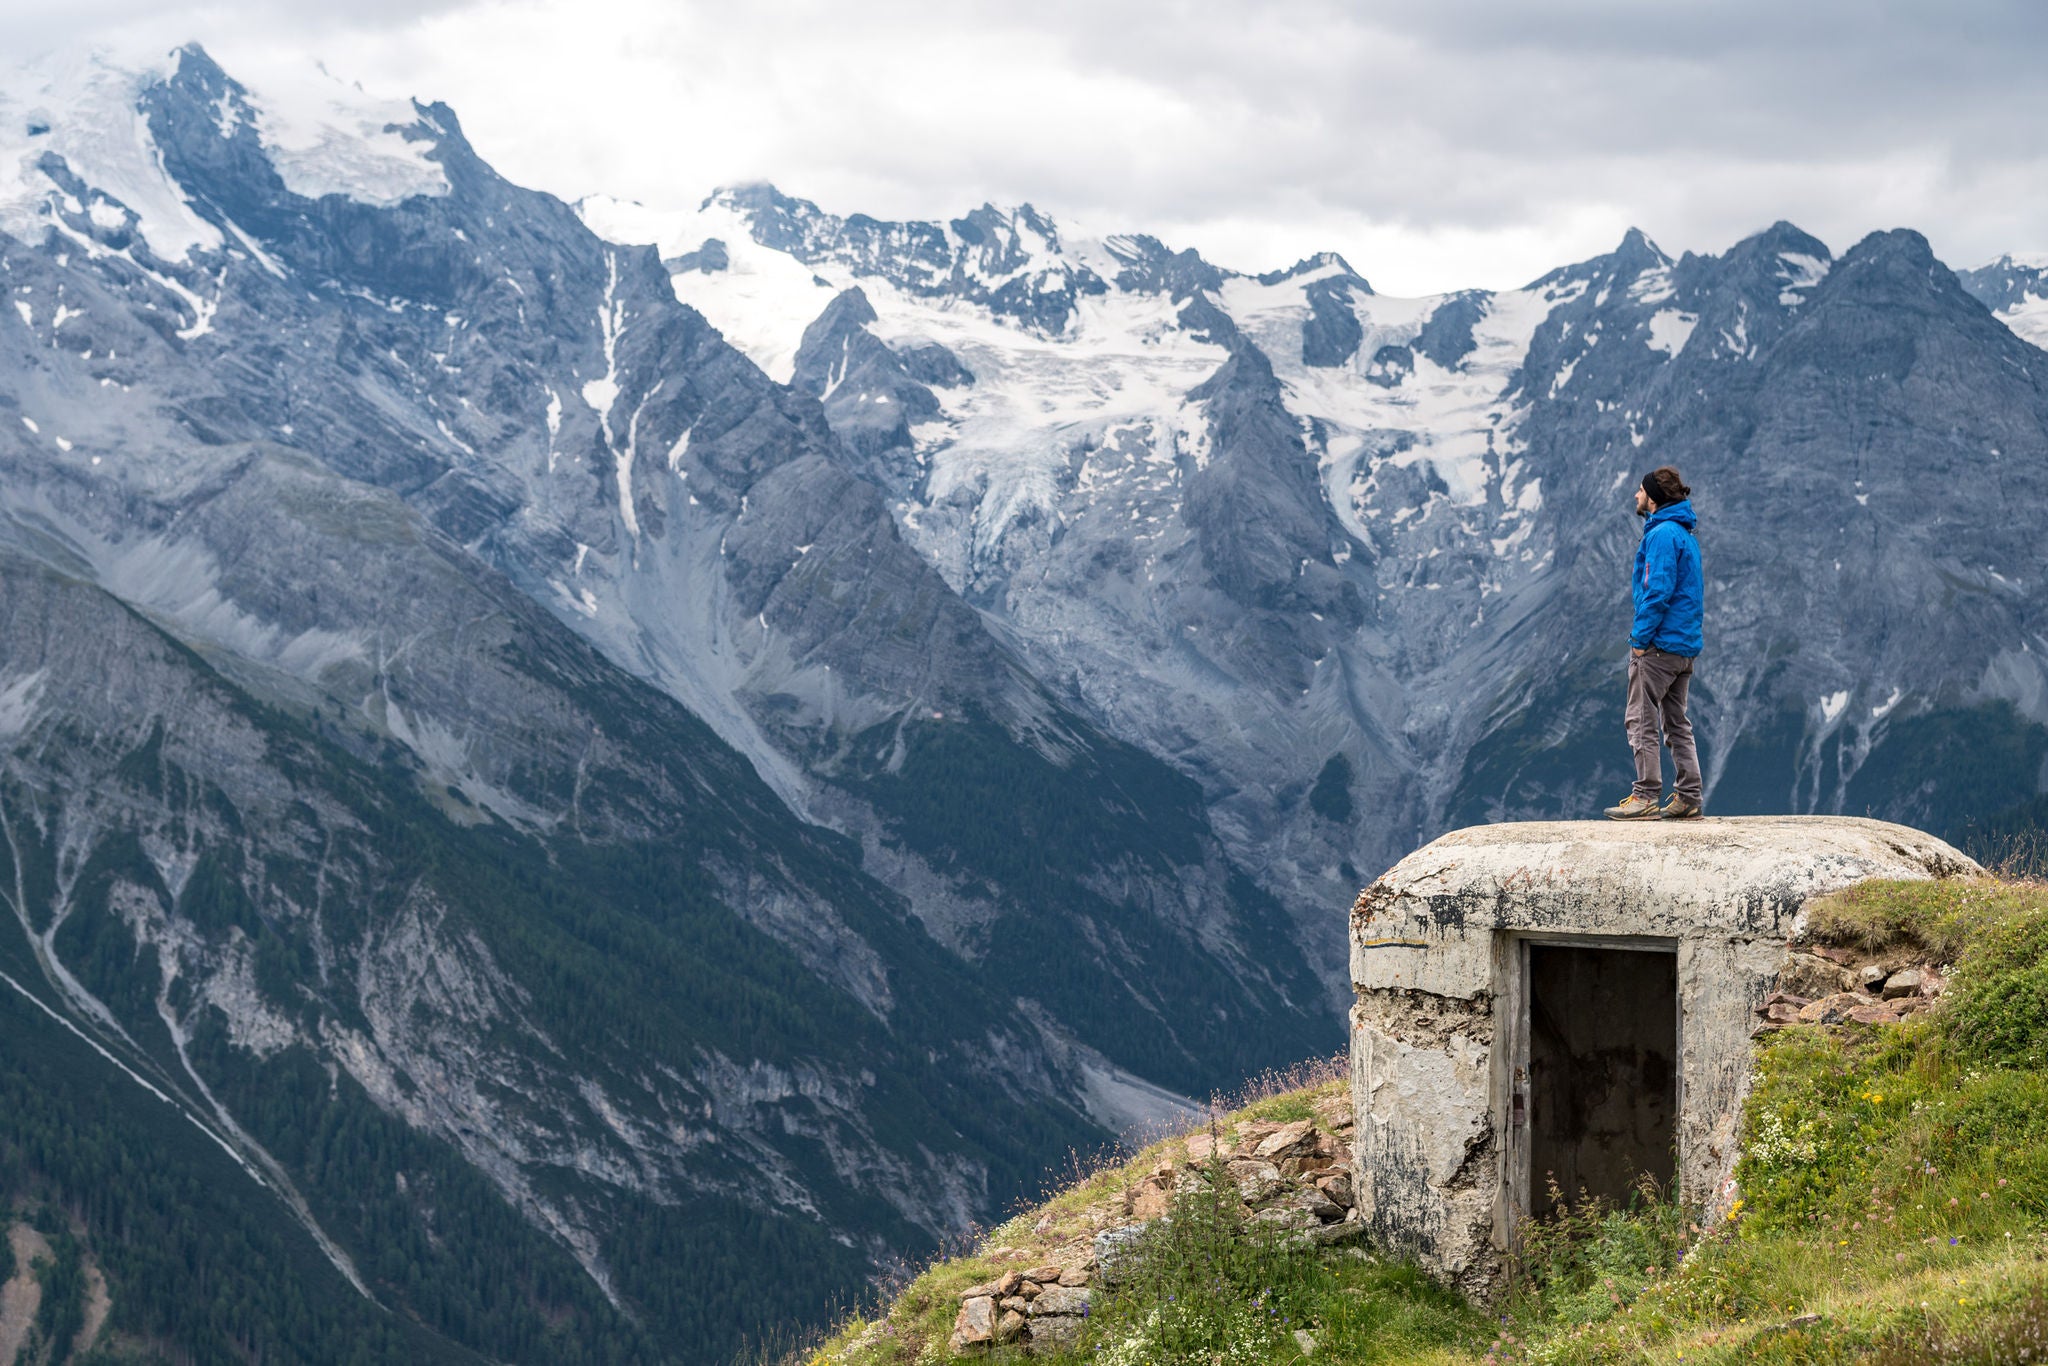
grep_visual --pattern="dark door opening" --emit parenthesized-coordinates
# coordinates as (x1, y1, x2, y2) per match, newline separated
(1527, 944, 1677, 1213)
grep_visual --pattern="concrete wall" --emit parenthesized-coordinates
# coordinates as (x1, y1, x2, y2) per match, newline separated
(1348, 816, 1975, 1290)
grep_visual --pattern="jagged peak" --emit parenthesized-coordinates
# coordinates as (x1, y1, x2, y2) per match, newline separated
(167, 41, 228, 82)
(1825, 228, 1966, 296)
(1613, 226, 1671, 270)
(1519, 228, 1669, 294)
(815, 284, 878, 328)
(1841, 226, 1937, 267)
(1256, 251, 1371, 293)
(1724, 219, 1834, 268)
(706, 181, 827, 222)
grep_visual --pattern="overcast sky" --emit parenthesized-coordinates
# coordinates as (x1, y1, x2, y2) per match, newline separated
(14, 0, 2048, 294)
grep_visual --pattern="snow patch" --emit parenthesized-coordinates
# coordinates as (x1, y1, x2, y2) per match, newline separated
(1777, 252, 1829, 307)
(1646, 309, 1697, 357)
(1996, 293, 2048, 350)
(0, 670, 46, 739)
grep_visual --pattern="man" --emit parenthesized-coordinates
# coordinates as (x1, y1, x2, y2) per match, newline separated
(1606, 466, 1704, 820)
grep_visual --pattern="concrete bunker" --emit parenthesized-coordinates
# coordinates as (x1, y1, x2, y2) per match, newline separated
(1347, 816, 1975, 1289)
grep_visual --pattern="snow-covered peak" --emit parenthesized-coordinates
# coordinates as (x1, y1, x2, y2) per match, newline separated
(578, 192, 840, 383)
(1957, 252, 2048, 349)
(219, 51, 449, 208)
(0, 47, 223, 261)
(0, 44, 447, 265)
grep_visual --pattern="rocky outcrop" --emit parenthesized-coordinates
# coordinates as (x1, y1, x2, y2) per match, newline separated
(947, 1092, 1360, 1354)
(1758, 946, 1949, 1028)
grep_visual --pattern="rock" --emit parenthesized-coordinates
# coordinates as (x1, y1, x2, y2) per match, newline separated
(1313, 1094, 1354, 1133)
(1787, 1313, 1823, 1329)
(1797, 992, 1879, 1024)
(1127, 1177, 1171, 1221)
(1294, 1329, 1318, 1355)
(1018, 1280, 1043, 1299)
(1094, 1224, 1151, 1287)
(1000, 1295, 1029, 1313)
(1779, 953, 1852, 998)
(1809, 946, 1857, 966)
(1315, 1172, 1354, 1207)
(1025, 1264, 1062, 1284)
(1279, 1129, 1347, 1176)
(1846, 1002, 1905, 1025)
(1883, 968, 1926, 999)
(1859, 965, 1889, 990)
(960, 1276, 1005, 1300)
(996, 1309, 1027, 1343)
(1057, 1266, 1091, 1287)
(1761, 999, 1806, 1024)
(950, 1296, 997, 1351)
(1253, 1119, 1319, 1161)
(1309, 1220, 1368, 1248)
(1185, 1132, 1233, 1163)
(1029, 1285, 1093, 1317)
(1250, 1205, 1319, 1234)
(1229, 1158, 1286, 1205)
(1301, 1187, 1345, 1223)
(1026, 1313, 1085, 1352)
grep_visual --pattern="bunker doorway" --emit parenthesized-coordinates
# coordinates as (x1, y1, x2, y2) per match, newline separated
(1525, 943, 1677, 1215)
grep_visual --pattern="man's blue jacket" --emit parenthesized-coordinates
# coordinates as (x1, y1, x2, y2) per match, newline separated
(1631, 499, 1703, 657)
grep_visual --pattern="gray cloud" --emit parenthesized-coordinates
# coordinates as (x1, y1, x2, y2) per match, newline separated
(12, 0, 2047, 292)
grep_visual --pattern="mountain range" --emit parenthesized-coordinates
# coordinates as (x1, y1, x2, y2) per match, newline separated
(0, 42, 2044, 1363)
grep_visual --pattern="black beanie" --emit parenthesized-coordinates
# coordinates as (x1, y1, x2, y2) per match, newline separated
(1642, 466, 1690, 505)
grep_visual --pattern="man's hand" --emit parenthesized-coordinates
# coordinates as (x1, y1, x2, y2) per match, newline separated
(1631, 645, 1646, 657)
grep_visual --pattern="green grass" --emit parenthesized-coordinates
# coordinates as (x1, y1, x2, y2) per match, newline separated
(809, 876, 2048, 1366)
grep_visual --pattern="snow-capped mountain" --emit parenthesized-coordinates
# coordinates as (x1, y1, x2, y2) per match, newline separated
(1958, 252, 2048, 348)
(585, 184, 2048, 920)
(0, 46, 1330, 1362)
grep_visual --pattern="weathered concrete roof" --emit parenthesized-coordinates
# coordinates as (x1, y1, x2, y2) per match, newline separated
(1352, 817, 1977, 997)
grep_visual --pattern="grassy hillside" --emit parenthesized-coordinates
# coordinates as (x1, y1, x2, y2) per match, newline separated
(806, 875, 2048, 1366)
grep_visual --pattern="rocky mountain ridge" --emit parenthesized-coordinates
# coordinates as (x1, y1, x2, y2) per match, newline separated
(591, 184, 2048, 972)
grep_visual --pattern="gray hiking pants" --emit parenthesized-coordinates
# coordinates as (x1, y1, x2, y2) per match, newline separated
(1627, 648, 1702, 802)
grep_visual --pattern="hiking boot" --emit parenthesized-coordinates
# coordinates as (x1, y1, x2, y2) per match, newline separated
(1604, 794, 1662, 821)
(1660, 795, 1704, 820)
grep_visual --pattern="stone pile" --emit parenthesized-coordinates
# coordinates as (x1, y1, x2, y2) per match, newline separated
(947, 1260, 1096, 1354)
(948, 1094, 1359, 1355)
(1756, 946, 1947, 1029)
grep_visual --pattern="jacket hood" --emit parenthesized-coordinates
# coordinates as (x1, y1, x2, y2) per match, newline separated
(1645, 498, 1696, 532)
